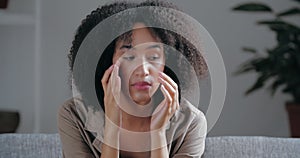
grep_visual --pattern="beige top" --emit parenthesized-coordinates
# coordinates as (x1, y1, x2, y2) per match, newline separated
(57, 97, 207, 158)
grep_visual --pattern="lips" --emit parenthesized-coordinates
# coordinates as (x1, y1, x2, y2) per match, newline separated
(131, 81, 152, 90)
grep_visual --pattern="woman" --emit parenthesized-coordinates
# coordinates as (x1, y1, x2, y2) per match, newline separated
(58, 0, 208, 157)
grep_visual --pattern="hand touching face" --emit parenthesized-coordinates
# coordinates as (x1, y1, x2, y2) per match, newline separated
(113, 23, 165, 105)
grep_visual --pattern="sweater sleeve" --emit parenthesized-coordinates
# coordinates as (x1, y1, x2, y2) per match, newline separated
(57, 100, 98, 158)
(172, 111, 207, 158)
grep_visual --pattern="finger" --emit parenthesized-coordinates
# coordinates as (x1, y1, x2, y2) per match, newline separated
(115, 59, 121, 67)
(113, 59, 121, 90)
(116, 64, 121, 92)
(101, 65, 114, 93)
(161, 85, 172, 103)
(158, 76, 176, 98)
(114, 76, 121, 103)
(159, 72, 178, 90)
(111, 64, 120, 92)
(107, 66, 118, 97)
(172, 101, 178, 112)
(153, 103, 168, 123)
(116, 76, 121, 93)
(106, 74, 113, 98)
(152, 99, 167, 115)
(158, 72, 179, 108)
(111, 65, 121, 104)
(160, 85, 173, 114)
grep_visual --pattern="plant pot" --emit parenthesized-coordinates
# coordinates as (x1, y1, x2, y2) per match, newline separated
(0, 110, 20, 133)
(286, 103, 300, 138)
(0, 0, 9, 9)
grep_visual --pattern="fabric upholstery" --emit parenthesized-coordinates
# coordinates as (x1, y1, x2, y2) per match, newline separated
(0, 134, 62, 158)
(0, 134, 299, 158)
(203, 136, 300, 158)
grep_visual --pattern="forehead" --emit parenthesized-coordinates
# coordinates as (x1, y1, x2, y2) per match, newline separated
(115, 24, 162, 48)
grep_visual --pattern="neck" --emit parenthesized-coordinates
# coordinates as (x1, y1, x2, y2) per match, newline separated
(121, 110, 151, 132)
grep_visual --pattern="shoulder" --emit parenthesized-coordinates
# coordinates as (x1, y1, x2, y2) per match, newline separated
(57, 97, 85, 124)
(174, 98, 207, 137)
(168, 98, 207, 157)
(58, 98, 78, 116)
(168, 97, 207, 138)
(178, 98, 206, 124)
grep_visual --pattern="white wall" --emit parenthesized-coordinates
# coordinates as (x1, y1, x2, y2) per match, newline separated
(1, 0, 297, 136)
(0, 0, 36, 132)
(38, 0, 102, 132)
(173, 0, 297, 137)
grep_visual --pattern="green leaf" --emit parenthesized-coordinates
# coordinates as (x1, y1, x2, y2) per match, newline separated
(233, 58, 266, 76)
(293, 0, 300, 4)
(232, 0, 300, 101)
(267, 78, 285, 96)
(251, 58, 271, 72)
(276, 32, 291, 45)
(233, 62, 255, 76)
(257, 20, 300, 33)
(277, 7, 300, 17)
(232, 3, 273, 12)
(268, 44, 295, 56)
(245, 73, 270, 95)
(242, 47, 257, 54)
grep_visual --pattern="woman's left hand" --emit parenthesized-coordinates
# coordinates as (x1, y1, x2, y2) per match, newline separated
(150, 72, 180, 131)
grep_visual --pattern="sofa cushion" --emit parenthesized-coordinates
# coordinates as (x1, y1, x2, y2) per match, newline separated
(0, 133, 62, 158)
(203, 136, 300, 158)
(0, 134, 300, 158)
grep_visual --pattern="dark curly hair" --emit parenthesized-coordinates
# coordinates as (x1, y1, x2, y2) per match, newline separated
(68, 0, 208, 110)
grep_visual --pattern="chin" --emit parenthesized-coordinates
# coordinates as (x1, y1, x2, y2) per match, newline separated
(132, 95, 151, 105)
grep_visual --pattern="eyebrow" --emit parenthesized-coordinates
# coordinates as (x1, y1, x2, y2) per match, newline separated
(119, 43, 162, 50)
(146, 44, 162, 50)
(119, 45, 132, 49)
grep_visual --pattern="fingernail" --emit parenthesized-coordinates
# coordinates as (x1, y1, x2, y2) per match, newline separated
(159, 72, 163, 76)
(158, 77, 162, 82)
(109, 65, 114, 70)
(173, 106, 177, 111)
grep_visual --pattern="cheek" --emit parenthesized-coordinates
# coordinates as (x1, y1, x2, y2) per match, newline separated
(152, 60, 165, 72)
(119, 63, 135, 84)
(158, 63, 165, 71)
(112, 52, 118, 64)
(120, 66, 129, 80)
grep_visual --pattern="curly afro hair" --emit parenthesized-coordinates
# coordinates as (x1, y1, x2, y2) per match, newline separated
(68, 0, 208, 109)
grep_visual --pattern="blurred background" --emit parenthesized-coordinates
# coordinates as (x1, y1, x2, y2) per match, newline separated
(0, 0, 299, 137)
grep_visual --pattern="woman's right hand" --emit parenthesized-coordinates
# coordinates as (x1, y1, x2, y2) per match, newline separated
(100, 63, 121, 157)
(101, 63, 121, 126)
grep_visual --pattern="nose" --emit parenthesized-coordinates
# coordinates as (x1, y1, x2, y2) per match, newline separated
(135, 58, 150, 77)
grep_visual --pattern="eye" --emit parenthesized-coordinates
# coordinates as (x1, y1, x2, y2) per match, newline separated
(147, 50, 162, 61)
(148, 55, 160, 61)
(123, 55, 135, 61)
(120, 44, 132, 49)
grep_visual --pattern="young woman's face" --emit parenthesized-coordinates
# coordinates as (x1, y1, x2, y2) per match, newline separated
(113, 23, 165, 105)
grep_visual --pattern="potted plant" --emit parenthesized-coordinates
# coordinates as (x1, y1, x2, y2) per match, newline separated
(0, 0, 9, 9)
(0, 110, 20, 133)
(232, 1, 300, 137)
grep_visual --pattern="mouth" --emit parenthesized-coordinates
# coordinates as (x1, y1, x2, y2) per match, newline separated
(131, 81, 152, 90)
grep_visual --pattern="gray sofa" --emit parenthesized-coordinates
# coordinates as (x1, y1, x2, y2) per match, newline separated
(0, 134, 299, 158)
